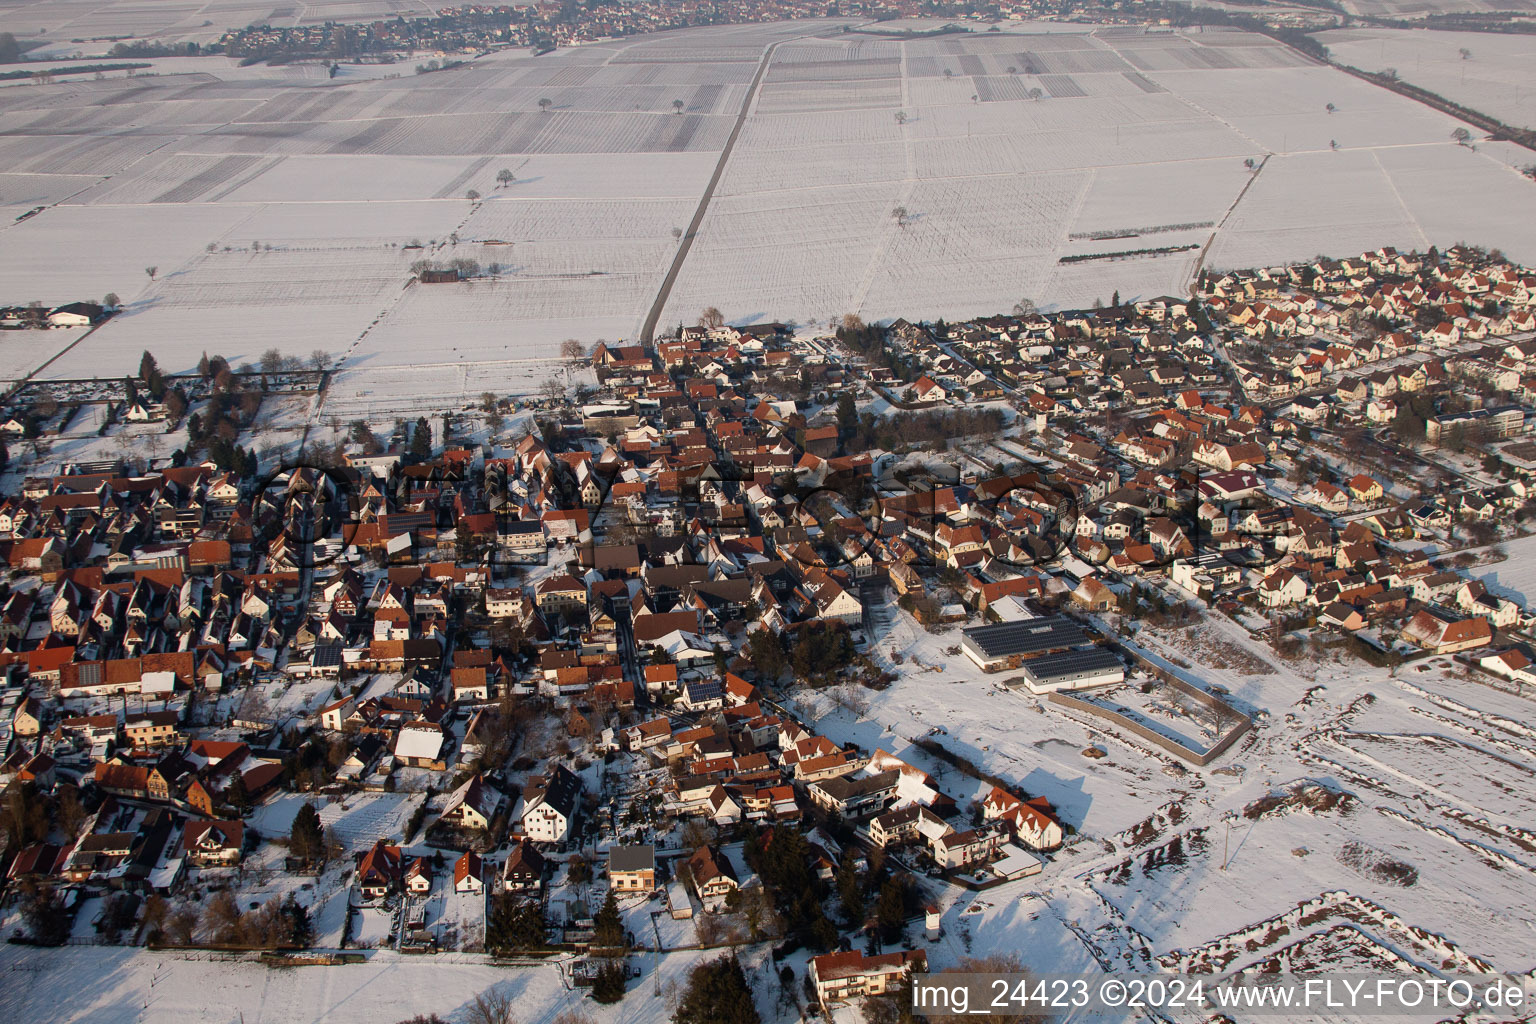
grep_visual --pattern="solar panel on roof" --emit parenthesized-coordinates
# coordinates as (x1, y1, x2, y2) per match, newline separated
(1020, 647, 1123, 682)
(961, 615, 1086, 658)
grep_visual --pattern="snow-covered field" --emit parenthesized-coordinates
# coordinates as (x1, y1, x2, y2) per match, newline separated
(3, 0, 445, 54)
(1320, 27, 1536, 132)
(4, 21, 1531, 393)
(1337, 0, 1536, 20)
(1467, 532, 1536, 604)
(798, 587, 1536, 981)
(0, 327, 92, 382)
(0, 942, 777, 1024)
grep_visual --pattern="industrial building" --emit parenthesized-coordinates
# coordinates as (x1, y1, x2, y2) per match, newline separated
(959, 615, 1088, 672)
(1012, 647, 1125, 694)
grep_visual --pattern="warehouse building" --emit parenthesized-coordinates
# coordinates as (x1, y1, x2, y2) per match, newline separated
(1012, 647, 1125, 694)
(960, 616, 1087, 672)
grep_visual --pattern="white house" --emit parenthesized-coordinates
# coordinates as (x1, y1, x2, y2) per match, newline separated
(520, 764, 581, 843)
(454, 851, 486, 894)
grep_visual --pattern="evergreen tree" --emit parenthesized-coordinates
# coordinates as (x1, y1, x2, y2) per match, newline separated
(485, 894, 547, 953)
(593, 891, 625, 949)
(290, 803, 324, 863)
(876, 878, 908, 942)
(592, 960, 628, 1003)
(410, 416, 432, 459)
(673, 955, 760, 1024)
(836, 848, 865, 925)
(139, 350, 165, 400)
(836, 392, 857, 440)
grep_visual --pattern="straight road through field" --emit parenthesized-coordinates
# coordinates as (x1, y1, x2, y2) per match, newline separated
(639, 34, 794, 343)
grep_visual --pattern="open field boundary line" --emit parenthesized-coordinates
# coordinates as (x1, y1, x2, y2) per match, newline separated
(639, 33, 803, 343)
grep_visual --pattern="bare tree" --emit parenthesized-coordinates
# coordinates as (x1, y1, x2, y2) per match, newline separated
(466, 189, 480, 202)
(538, 97, 552, 112)
(671, 226, 683, 241)
(540, 376, 566, 406)
(1459, 47, 1472, 60)
(672, 98, 684, 114)
(201, 890, 242, 944)
(310, 349, 329, 371)
(144, 266, 157, 281)
(699, 307, 725, 330)
(165, 905, 199, 945)
(496, 167, 515, 188)
(891, 205, 909, 229)
(1012, 297, 1037, 316)
(894, 110, 908, 125)
(465, 989, 519, 1024)
(1325, 102, 1336, 114)
(1452, 126, 1472, 145)
(260, 348, 284, 374)
(1027, 88, 1043, 101)
(559, 339, 586, 362)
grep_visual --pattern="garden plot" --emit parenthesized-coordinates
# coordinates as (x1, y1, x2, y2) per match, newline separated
(250, 791, 425, 852)
(47, 247, 413, 377)
(422, 889, 487, 952)
(239, 392, 316, 468)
